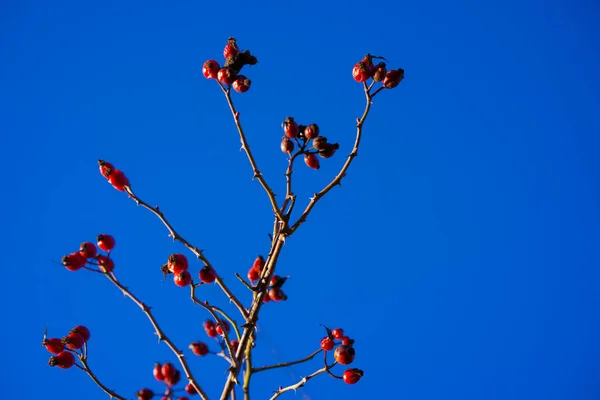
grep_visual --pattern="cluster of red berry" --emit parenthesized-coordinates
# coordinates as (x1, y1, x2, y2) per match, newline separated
(352, 53, 404, 88)
(246, 256, 288, 301)
(99, 160, 130, 191)
(135, 361, 194, 400)
(202, 37, 258, 93)
(320, 326, 364, 384)
(61, 234, 116, 273)
(203, 319, 240, 352)
(160, 253, 217, 287)
(44, 325, 91, 369)
(280, 117, 340, 170)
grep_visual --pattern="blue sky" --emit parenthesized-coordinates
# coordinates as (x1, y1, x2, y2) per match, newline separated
(1, 0, 599, 399)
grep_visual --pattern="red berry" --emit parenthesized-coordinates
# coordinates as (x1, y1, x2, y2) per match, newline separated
(161, 362, 176, 380)
(95, 254, 115, 273)
(168, 253, 188, 274)
(341, 336, 355, 346)
(281, 137, 294, 154)
(202, 60, 220, 79)
(136, 388, 155, 400)
(79, 242, 97, 259)
(318, 143, 339, 159)
(217, 67, 236, 85)
(98, 160, 114, 178)
(153, 363, 164, 381)
(63, 332, 85, 350)
(70, 325, 91, 342)
(331, 328, 344, 340)
(268, 287, 287, 301)
(232, 75, 251, 93)
(252, 256, 265, 272)
(216, 320, 230, 335)
(177, 398, 189, 400)
(263, 290, 271, 303)
(320, 336, 334, 351)
(43, 338, 65, 354)
(223, 37, 239, 59)
(304, 153, 320, 170)
(189, 341, 209, 356)
(333, 344, 355, 365)
(97, 234, 115, 251)
(199, 265, 216, 283)
(372, 62, 386, 82)
(174, 271, 192, 287)
(62, 252, 86, 271)
(247, 267, 260, 282)
(185, 383, 197, 395)
(204, 320, 217, 338)
(304, 124, 320, 139)
(164, 369, 180, 386)
(383, 68, 404, 88)
(108, 169, 129, 191)
(342, 368, 364, 384)
(361, 54, 376, 75)
(352, 61, 370, 83)
(49, 351, 75, 369)
(282, 117, 299, 138)
(231, 339, 239, 354)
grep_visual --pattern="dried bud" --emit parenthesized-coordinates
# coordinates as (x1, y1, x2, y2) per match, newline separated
(319, 142, 339, 158)
(372, 62, 387, 82)
(312, 136, 328, 151)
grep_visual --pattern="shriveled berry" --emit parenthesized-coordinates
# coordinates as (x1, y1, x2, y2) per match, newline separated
(153, 362, 164, 381)
(108, 169, 129, 191)
(165, 369, 180, 386)
(247, 267, 259, 282)
(199, 265, 216, 283)
(342, 336, 355, 346)
(383, 68, 404, 88)
(223, 37, 239, 59)
(231, 339, 239, 354)
(304, 124, 320, 139)
(63, 332, 85, 350)
(95, 254, 115, 273)
(97, 234, 115, 251)
(361, 54, 376, 76)
(189, 341, 209, 356)
(352, 62, 370, 82)
(343, 368, 364, 384)
(263, 290, 271, 303)
(49, 351, 75, 369)
(136, 388, 155, 400)
(334, 344, 355, 365)
(204, 320, 217, 338)
(43, 338, 65, 354)
(202, 60, 220, 79)
(70, 325, 91, 342)
(161, 362, 176, 380)
(79, 242, 97, 259)
(185, 383, 197, 395)
(280, 137, 294, 154)
(331, 328, 344, 340)
(304, 153, 320, 170)
(373, 62, 387, 82)
(232, 75, 251, 93)
(98, 160, 114, 178)
(177, 397, 189, 400)
(282, 117, 299, 138)
(174, 271, 192, 287)
(168, 254, 188, 274)
(270, 275, 288, 289)
(62, 252, 86, 271)
(216, 320, 230, 335)
(252, 256, 265, 272)
(268, 287, 287, 301)
(217, 67, 236, 85)
(318, 143, 339, 159)
(320, 336, 334, 351)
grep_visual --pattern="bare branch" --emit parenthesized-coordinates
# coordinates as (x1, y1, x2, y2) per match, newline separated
(253, 349, 322, 373)
(76, 355, 126, 400)
(269, 365, 331, 400)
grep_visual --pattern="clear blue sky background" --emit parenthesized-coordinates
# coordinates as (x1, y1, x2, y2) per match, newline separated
(1, 1, 599, 399)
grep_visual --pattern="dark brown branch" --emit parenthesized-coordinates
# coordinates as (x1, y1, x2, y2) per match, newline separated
(253, 348, 322, 373)
(104, 272, 209, 400)
(123, 185, 248, 320)
(218, 83, 286, 224)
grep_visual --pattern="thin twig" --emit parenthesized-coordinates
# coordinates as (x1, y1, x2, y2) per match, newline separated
(235, 273, 255, 292)
(269, 366, 331, 400)
(76, 357, 126, 400)
(104, 272, 209, 400)
(123, 185, 248, 320)
(218, 83, 286, 224)
(253, 349, 322, 373)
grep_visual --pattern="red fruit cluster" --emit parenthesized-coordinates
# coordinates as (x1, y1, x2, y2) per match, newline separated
(352, 53, 404, 89)
(247, 255, 265, 283)
(280, 117, 339, 170)
(151, 361, 181, 387)
(203, 37, 258, 93)
(203, 318, 230, 338)
(98, 160, 130, 191)
(319, 325, 363, 384)
(162, 253, 193, 287)
(61, 234, 116, 273)
(45, 325, 91, 369)
(264, 274, 288, 303)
